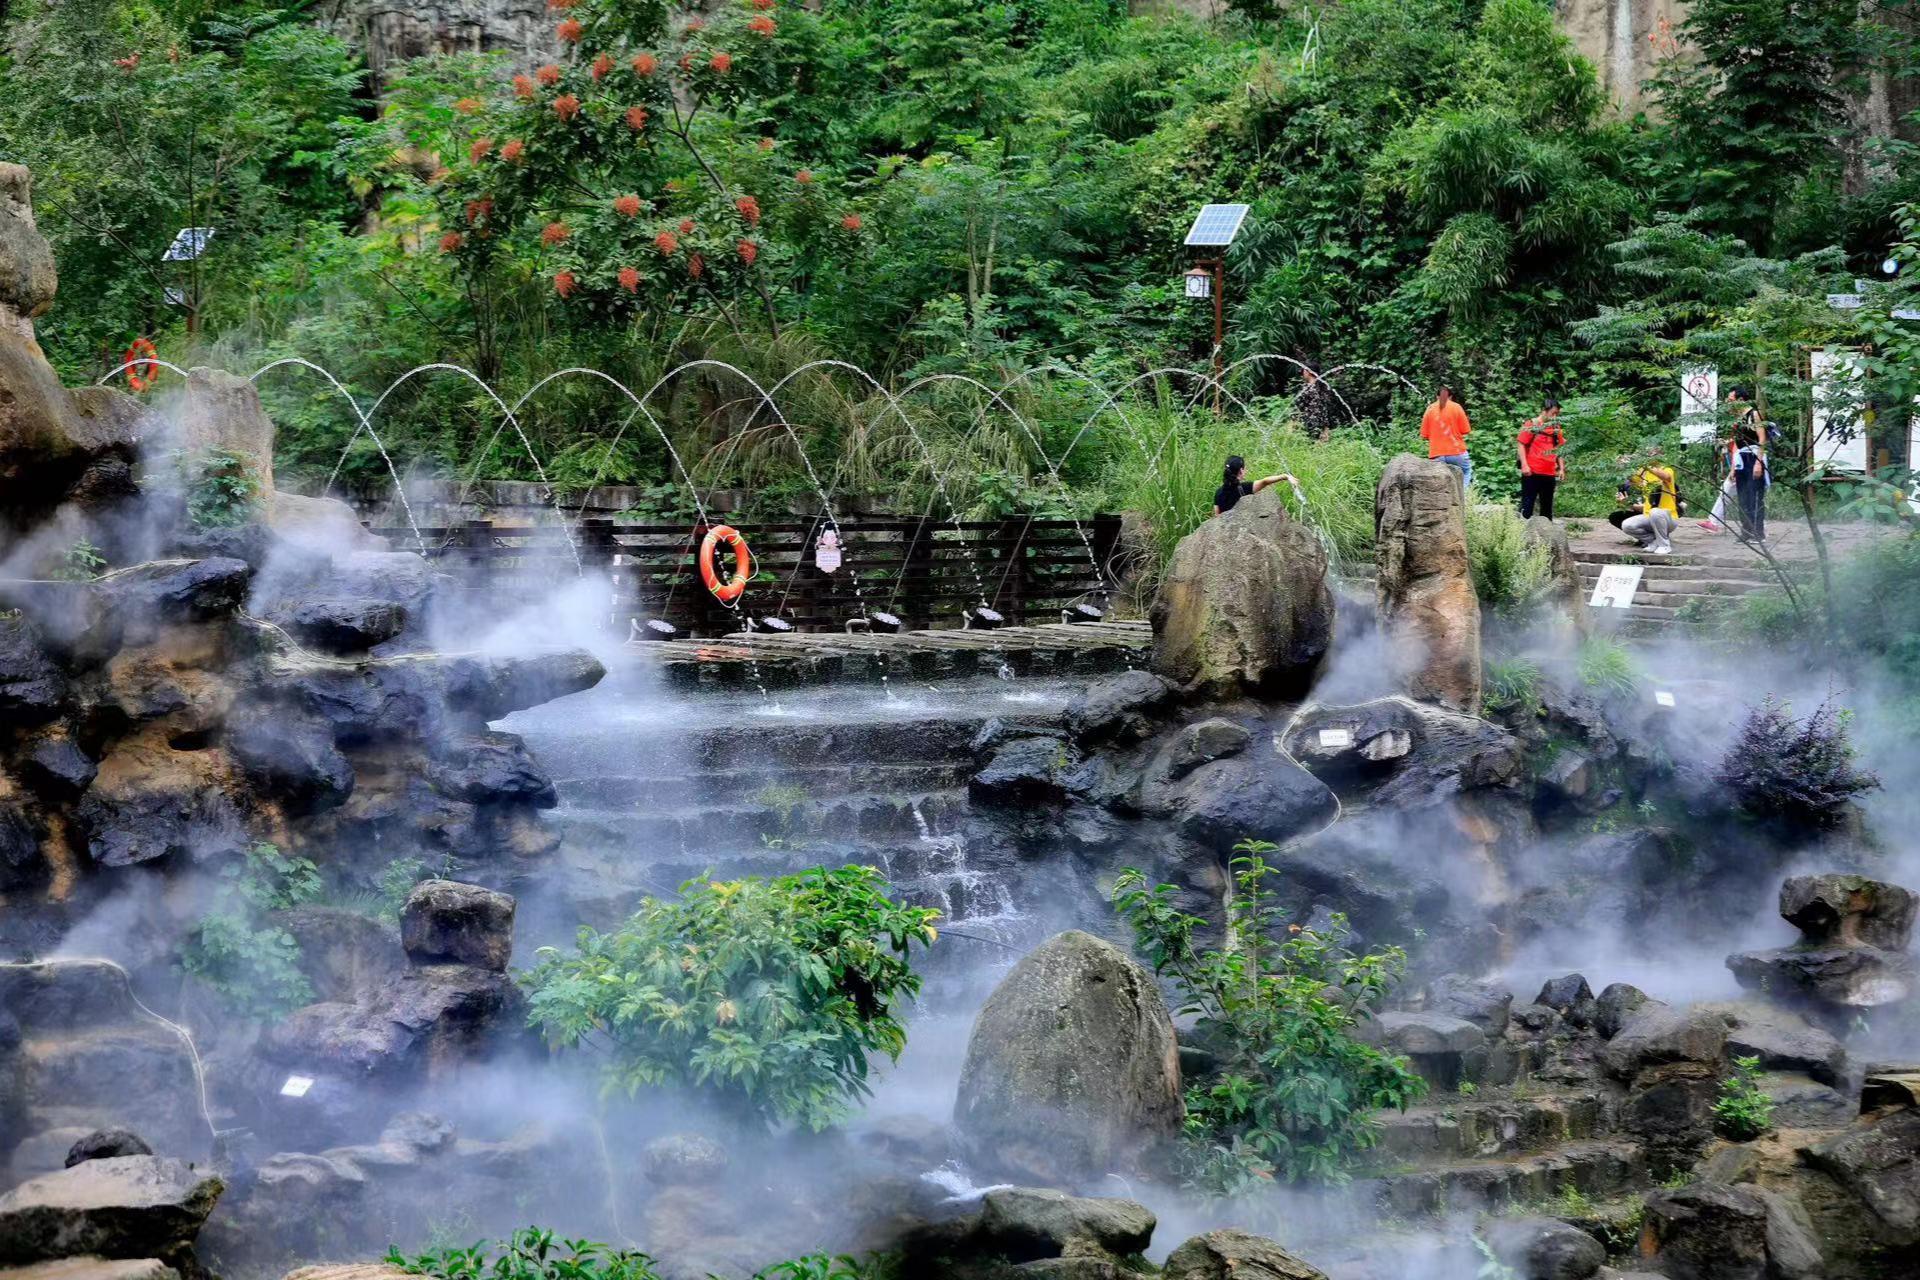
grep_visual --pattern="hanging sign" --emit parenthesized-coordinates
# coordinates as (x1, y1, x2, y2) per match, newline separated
(1680, 367, 1718, 444)
(1588, 564, 1643, 609)
(815, 528, 843, 574)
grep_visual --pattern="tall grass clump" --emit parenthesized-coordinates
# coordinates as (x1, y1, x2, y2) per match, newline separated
(1465, 503, 1552, 618)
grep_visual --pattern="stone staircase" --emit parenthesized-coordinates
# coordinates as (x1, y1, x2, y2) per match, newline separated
(1574, 545, 1775, 638)
(1359, 1083, 1647, 1218)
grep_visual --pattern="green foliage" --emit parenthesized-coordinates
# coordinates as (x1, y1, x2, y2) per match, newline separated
(1713, 1055, 1774, 1141)
(50, 539, 106, 582)
(389, 1231, 883, 1280)
(177, 449, 263, 529)
(1465, 504, 1551, 617)
(1483, 656, 1542, 717)
(1576, 635, 1640, 700)
(178, 841, 322, 1020)
(1111, 843, 1426, 1189)
(523, 866, 937, 1131)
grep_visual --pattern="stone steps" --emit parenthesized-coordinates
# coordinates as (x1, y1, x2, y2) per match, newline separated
(1364, 1138, 1647, 1218)
(557, 787, 969, 852)
(555, 761, 977, 808)
(1372, 1092, 1611, 1163)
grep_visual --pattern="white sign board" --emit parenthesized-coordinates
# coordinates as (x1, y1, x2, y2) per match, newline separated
(279, 1075, 315, 1098)
(1654, 690, 1676, 707)
(1588, 564, 1643, 609)
(1680, 367, 1718, 444)
(1317, 728, 1353, 748)
(1812, 348, 1869, 473)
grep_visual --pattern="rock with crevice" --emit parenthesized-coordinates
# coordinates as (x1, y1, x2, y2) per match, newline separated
(1160, 1229, 1328, 1280)
(400, 879, 516, 972)
(0, 1155, 223, 1268)
(1374, 454, 1481, 712)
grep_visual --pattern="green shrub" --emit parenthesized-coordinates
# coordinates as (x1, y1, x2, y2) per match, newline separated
(1576, 635, 1641, 699)
(1111, 843, 1427, 1189)
(178, 448, 263, 530)
(179, 841, 323, 1020)
(1713, 1055, 1773, 1140)
(523, 866, 938, 1131)
(1465, 504, 1552, 617)
(49, 539, 106, 582)
(389, 1231, 882, 1280)
(1483, 655, 1543, 716)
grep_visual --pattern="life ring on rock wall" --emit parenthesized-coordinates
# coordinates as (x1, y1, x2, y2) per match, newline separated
(123, 337, 159, 393)
(699, 525, 752, 603)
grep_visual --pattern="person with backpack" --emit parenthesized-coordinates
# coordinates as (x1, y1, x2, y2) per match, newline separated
(1515, 399, 1565, 520)
(1733, 424, 1768, 544)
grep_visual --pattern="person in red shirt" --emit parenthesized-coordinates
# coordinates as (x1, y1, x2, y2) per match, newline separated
(1420, 385, 1473, 489)
(1516, 398, 1565, 519)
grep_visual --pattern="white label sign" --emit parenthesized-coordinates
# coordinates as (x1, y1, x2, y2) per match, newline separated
(1654, 690, 1676, 707)
(1589, 564, 1643, 609)
(1317, 728, 1353, 748)
(1680, 367, 1718, 444)
(815, 529, 842, 574)
(279, 1075, 315, 1098)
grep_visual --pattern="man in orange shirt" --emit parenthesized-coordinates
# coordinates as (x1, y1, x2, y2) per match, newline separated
(1421, 385, 1473, 490)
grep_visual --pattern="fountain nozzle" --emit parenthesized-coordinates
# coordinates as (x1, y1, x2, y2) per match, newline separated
(965, 607, 1005, 631)
(631, 618, 679, 642)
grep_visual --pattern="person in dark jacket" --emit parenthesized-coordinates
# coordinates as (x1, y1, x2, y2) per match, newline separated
(1213, 455, 1296, 517)
(1733, 425, 1768, 544)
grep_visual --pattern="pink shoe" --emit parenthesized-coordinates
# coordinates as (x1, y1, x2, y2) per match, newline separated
(1698, 519, 1722, 532)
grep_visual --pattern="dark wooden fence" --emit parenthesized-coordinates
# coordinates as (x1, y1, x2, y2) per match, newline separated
(369, 514, 1126, 635)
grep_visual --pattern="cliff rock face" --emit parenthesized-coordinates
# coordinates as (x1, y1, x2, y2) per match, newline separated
(320, 1, 554, 86)
(1555, 0, 1688, 111)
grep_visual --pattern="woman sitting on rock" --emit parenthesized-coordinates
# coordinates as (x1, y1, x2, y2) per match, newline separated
(1213, 455, 1296, 517)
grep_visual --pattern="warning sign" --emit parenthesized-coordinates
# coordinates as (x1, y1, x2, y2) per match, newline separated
(1588, 564, 1643, 609)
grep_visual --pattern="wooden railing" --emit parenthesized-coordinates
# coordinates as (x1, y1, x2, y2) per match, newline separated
(369, 514, 1127, 636)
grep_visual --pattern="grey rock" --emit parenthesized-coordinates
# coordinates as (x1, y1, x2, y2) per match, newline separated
(1726, 944, 1913, 1012)
(1752, 1188, 1825, 1280)
(1523, 514, 1589, 636)
(1375, 455, 1480, 712)
(1640, 1182, 1768, 1280)
(0, 618, 67, 727)
(1779, 874, 1916, 951)
(261, 963, 523, 1081)
(95, 559, 252, 631)
(257, 552, 435, 654)
(1279, 697, 1520, 802)
(969, 737, 1071, 807)
(954, 931, 1183, 1186)
(1169, 751, 1336, 853)
(976, 1188, 1155, 1260)
(174, 367, 275, 494)
(1535, 974, 1595, 1022)
(1594, 983, 1657, 1039)
(1601, 1006, 1729, 1080)
(1425, 975, 1512, 1036)
(1368, 1012, 1485, 1056)
(0, 1260, 178, 1280)
(1161, 1230, 1328, 1280)
(641, 1133, 728, 1187)
(1701, 1001, 1847, 1087)
(19, 725, 97, 799)
(63, 1131, 151, 1169)
(378, 1111, 455, 1155)
(425, 733, 556, 807)
(278, 907, 408, 1004)
(0, 1156, 222, 1266)
(1481, 1215, 1605, 1280)
(1066, 670, 1173, 745)
(0, 163, 58, 324)
(1756, 1072, 1854, 1128)
(1149, 486, 1333, 698)
(1160, 718, 1251, 781)
(225, 704, 353, 816)
(1803, 1106, 1920, 1239)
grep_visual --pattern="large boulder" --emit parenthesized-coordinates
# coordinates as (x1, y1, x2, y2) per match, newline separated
(1161, 1229, 1328, 1280)
(953, 931, 1183, 1186)
(1779, 874, 1916, 950)
(1162, 750, 1336, 853)
(974, 1188, 1155, 1260)
(1066, 670, 1174, 745)
(173, 368, 275, 494)
(1522, 515, 1589, 636)
(1279, 696, 1520, 805)
(0, 163, 57, 334)
(1374, 454, 1480, 712)
(254, 551, 435, 655)
(72, 733, 252, 868)
(1803, 1107, 1920, 1243)
(1699, 1001, 1847, 1088)
(400, 880, 515, 972)
(1639, 1182, 1769, 1280)
(1148, 487, 1333, 698)
(1480, 1216, 1605, 1280)
(0, 1156, 222, 1267)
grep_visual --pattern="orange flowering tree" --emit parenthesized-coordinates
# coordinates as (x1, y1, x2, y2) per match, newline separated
(431, 0, 863, 336)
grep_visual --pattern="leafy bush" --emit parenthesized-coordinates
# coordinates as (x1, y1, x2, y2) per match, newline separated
(49, 539, 106, 582)
(1483, 655, 1543, 716)
(1465, 504, 1551, 617)
(1111, 843, 1426, 1189)
(1715, 697, 1879, 828)
(178, 449, 264, 530)
(179, 841, 323, 1019)
(1576, 635, 1641, 700)
(1713, 1055, 1773, 1140)
(523, 866, 937, 1131)
(389, 1230, 880, 1280)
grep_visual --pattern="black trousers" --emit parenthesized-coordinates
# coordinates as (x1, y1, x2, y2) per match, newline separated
(1519, 474, 1557, 520)
(1737, 478, 1766, 540)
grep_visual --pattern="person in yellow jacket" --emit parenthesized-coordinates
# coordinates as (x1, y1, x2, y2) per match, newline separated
(1626, 446, 1680, 517)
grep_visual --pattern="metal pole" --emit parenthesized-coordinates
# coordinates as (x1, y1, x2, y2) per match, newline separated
(1211, 258, 1225, 417)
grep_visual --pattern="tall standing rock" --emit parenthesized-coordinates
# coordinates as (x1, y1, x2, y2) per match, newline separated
(0, 163, 57, 344)
(953, 930, 1184, 1187)
(1375, 455, 1481, 713)
(175, 368, 277, 495)
(1149, 486, 1333, 699)
(1523, 514, 1589, 636)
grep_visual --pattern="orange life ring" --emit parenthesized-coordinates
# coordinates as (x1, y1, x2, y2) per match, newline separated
(124, 337, 159, 393)
(699, 525, 751, 603)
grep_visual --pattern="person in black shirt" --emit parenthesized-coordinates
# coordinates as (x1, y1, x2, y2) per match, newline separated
(1213, 455, 1296, 517)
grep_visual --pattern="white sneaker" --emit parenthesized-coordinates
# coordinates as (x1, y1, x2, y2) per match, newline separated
(1652, 545, 1672, 555)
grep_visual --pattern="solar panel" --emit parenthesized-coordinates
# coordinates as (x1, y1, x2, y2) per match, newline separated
(1184, 204, 1250, 248)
